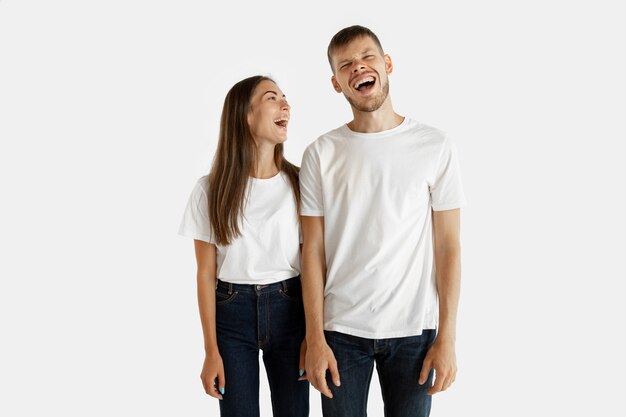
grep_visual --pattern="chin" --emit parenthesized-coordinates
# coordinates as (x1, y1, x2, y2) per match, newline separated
(348, 93, 386, 113)
(271, 135, 288, 145)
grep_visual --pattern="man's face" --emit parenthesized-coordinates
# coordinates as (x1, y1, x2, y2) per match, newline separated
(330, 36, 393, 113)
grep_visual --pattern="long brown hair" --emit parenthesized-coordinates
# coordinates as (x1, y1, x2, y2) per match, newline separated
(208, 75, 301, 245)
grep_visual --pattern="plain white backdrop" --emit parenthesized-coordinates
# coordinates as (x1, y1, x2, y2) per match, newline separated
(1, 0, 625, 416)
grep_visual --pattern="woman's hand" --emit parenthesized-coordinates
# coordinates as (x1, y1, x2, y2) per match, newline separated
(298, 339, 308, 381)
(201, 350, 226, 399)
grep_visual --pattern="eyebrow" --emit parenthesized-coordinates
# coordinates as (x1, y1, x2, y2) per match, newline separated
(263, 90, 286, 98)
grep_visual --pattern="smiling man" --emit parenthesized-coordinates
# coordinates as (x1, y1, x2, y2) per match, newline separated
(299, 25, 467, 417)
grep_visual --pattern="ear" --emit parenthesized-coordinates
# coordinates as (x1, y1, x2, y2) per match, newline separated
(331, 75, 342, 93)
(247, 107, 254, 128)
(384, 54, 393, 75)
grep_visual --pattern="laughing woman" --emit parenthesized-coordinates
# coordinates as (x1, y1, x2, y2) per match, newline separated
(179, 75, 309, 417)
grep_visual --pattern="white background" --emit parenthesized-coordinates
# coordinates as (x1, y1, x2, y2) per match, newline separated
(1, 0, 625, 416)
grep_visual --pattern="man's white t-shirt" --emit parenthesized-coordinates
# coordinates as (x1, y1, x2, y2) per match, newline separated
(178, 172, 301, 284)
(299, 118, 467, 339)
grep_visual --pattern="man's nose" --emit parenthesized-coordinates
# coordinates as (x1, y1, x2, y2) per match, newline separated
(352, 62, 366, 72)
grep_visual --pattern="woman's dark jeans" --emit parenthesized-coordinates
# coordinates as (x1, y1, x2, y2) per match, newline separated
(215, 276, 309, 417)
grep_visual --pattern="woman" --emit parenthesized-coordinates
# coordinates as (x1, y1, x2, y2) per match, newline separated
(179, 75, 309, 416)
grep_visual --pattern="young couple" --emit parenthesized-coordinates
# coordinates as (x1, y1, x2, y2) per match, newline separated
(179, 25, 467, 417)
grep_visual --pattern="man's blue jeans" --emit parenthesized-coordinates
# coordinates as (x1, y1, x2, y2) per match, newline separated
(215, 276, 309, 417)
(322, 329, 437, 417)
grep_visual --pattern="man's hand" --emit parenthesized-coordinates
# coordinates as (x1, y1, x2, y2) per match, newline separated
(306, 340, 341, 398)
(419, 338, 457, 395)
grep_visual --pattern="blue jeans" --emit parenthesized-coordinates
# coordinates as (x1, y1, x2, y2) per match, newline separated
(215, 276, 309, 417)
(322, 329, 437, 417)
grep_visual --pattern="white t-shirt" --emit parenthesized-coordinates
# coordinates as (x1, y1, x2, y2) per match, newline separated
(178, 172, 301, 284)
(299, 118, 467, 339)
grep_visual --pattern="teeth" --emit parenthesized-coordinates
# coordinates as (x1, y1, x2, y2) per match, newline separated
(273, 117, 289, 123)
(353, 76, 375, 89)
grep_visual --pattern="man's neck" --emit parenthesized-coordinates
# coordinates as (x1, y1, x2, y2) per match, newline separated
(347, 100, 404, 133)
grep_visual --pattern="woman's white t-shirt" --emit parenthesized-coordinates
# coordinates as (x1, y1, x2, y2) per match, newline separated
(178, 172, 301, 284)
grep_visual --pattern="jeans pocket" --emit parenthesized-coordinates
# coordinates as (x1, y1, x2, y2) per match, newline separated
(278, 285, 302, 302)
(215, 287, 238, 305)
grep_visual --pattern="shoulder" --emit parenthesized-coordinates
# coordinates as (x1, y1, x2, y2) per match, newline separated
(402, 119, 457, 161)
(404, 118, 448, 144)
(281, 159, 300, 174)
(191, 174, 211, 197)
(304, 125, 347, 156)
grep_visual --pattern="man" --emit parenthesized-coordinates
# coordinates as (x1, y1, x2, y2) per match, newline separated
(299, 25, 467, 417)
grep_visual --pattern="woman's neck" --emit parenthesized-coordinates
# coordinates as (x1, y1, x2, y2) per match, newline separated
(252, 142, 279, 179)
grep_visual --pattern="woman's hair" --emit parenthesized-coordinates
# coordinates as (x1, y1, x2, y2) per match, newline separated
(208, 75, 301, 245)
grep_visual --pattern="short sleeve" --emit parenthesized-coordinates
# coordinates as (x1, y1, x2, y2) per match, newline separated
(430, 137, 468, 211)
(178, 177, 216, 243)
(299, 144, 324, 216)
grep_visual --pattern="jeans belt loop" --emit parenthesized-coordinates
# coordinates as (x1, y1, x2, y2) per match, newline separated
(228, 282, 233, 295)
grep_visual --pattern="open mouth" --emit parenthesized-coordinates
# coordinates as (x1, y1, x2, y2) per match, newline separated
(273, 117, 289, 130)
(353, 76, 377, 93)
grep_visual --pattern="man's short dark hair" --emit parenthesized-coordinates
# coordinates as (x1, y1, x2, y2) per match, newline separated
(327, 25, 384, 72)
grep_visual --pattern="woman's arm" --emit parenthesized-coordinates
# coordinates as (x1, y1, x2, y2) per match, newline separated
(194, 239, 225, 399)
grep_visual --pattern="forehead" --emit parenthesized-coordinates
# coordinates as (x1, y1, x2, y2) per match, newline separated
(332, 36, 381, 62)
(252, 80, 282, 98)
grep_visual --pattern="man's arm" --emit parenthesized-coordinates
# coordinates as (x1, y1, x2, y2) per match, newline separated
(301, 215, 340, 398)
(419, 208, 462, 394)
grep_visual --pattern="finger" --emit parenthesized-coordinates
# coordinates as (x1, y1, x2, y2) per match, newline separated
(440, 366, 457, 391)
(216, 368, 226, 399)
(419, 357, 432, 385)
(299, 352, 306, 380)
(439, 375, 452, 393)
(312, 371, 333, 398)
(428, 371, 446, 395)
(321, 372, 334, 398)
(328, 359, 341, 387)
(204, 375, 221, 399)
(449, 368, 457, 384)
(308, 372, 321, 391)
(443, 372, 456, 391)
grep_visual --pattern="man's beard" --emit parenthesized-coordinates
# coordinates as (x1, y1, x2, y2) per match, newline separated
(345, 78, 390, 112)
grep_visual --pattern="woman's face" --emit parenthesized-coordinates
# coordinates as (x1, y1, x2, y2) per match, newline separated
(247, 80, 290, 146)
